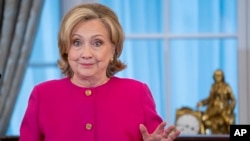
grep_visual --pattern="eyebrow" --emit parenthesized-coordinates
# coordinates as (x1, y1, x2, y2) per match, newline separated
(71, 34, 81, 38)
(71, 33, 104, 39)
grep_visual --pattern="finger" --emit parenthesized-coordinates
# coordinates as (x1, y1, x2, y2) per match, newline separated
(139, 124, 150, 139)
(154, 121, 167, 134)
(163, 125, 176, 136)
(162, 125, 177, 139)
(166, 129, 181, 141)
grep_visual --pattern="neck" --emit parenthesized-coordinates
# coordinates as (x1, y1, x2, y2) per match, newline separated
(71, 76, 110, 88)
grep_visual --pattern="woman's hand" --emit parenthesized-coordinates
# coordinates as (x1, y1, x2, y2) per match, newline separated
(140, 121, 181, 141)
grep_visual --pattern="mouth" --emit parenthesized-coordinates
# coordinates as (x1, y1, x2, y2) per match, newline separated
(79, 63, 94, 67)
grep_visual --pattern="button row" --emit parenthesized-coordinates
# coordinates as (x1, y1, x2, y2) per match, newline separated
(84, 90, 92, 131)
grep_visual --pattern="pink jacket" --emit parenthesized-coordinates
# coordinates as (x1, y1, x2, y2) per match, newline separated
(19, 76, 162, 141)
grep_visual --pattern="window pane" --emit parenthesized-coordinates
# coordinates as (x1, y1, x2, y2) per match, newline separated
(169, 0, 237, 33)
(100, 0, 164, 34)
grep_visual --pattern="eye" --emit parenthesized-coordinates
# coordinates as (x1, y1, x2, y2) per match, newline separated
(92, 40, 103, 47)
(72, 39, 82, 47)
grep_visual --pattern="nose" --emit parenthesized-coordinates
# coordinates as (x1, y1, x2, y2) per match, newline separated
(81, 44, 92, 59)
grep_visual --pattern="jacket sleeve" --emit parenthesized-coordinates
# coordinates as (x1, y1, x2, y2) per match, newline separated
(141, 83, 163, 134)
(19, 86, 43, 141)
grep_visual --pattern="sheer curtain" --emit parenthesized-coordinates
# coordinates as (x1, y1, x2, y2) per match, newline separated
(168, 0, 237, 123)
(99, 0, 238, 123)
(99, 0, 167, 119)
(7, 0, 237, 136)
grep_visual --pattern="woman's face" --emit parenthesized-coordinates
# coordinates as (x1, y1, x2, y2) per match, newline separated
(68, 19, 114, 80)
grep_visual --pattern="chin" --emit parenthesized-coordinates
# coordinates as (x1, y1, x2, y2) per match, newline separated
(80, 73, 95, 78)
(75, 71, 95, 78)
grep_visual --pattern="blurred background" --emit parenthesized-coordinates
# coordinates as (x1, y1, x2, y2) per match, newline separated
(0, 0, 249, 136)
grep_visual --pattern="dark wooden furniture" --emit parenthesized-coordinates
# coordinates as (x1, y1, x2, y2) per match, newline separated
(0, 134, 229, 141)
(176, 135, 229, 141)
(0, 136, 18, 141)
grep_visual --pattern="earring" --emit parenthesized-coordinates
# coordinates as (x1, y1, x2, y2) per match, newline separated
(110, 58, 113, 62)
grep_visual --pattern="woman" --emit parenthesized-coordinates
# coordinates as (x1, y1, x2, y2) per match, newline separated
(19, 3, 180, 141)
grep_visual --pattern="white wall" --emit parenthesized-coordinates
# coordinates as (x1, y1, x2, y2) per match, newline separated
(238, 0, 250, 124)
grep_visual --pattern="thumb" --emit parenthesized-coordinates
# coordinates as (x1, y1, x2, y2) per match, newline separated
(139, 124, 149, 139)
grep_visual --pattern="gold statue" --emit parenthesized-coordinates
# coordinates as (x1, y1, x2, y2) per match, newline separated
(196, 69, 236, 134)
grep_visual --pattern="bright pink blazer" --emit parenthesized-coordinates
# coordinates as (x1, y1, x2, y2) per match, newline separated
(19, 76, 162, 141)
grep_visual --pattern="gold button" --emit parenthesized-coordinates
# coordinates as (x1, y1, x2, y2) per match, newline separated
(85, 123, 92, 130)
(85, 90, 92, 96)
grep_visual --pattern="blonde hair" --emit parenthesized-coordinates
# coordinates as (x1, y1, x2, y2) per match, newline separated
(58, 3, 126, 78)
